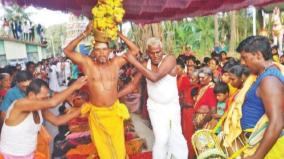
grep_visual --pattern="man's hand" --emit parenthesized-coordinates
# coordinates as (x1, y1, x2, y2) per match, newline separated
(117, 31, 122, 37)
(123, 53, 138, 64)
(84, 20, 93, 35)
(71, 76, 88, 90)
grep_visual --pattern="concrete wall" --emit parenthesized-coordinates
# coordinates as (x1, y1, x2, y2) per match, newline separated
(4, 41, 27, 60)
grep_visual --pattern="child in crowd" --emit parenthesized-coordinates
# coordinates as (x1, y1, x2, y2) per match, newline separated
(203, 81, 229, 130)
(213, 81, 229, 119)
(271, 45, 280, 63)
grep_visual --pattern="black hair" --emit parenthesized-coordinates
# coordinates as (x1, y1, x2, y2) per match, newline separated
(214, 81, 229, 94)
(185, 55, 196, 63)
(209, 57, 219, 66)
(211, 51, 221, 60)
(26, 61, 35, 69)
(271, 45, 278, 50)
(222, 58, 239, 73)
(236, 36, 272, 60)
(229, 65, 250, 78)
(15, 71, 33, 83)
(177, 55, 187, 63)
(68, 79, 76, 86)
(191, 87, 199, 97)
(4, 65, 17, 76)
(203, 57, 211, 64)
(220, 51, 227, 55)
(26, 79, 48, 94)
(195, 60, 201, 67)
(176, 58, 185, 69)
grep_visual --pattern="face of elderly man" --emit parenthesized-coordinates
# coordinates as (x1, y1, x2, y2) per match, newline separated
(147, 45, 163, 65)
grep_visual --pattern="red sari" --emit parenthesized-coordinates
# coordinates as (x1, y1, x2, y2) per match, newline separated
(193, 83, 217, 129)
(177, 74, 198, 159)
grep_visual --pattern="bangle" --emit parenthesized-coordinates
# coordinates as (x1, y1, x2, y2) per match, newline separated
(82, 32, 88, 38)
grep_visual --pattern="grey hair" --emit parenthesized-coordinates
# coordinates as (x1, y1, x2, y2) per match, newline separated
(0, 73, 10, 81)
(198, 66, 213, 77)
(146, 37, 162, 49)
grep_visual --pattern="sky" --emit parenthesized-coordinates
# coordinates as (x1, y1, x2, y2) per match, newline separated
(0, 4, 131, 33)
(25, 6, 70, 27)
(0, 4, 70, 27)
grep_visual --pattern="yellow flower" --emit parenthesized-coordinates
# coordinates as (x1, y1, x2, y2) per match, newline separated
(93, 20, 98, 29)
(92, 0, 125, 39)
(92, 5, 107, 18)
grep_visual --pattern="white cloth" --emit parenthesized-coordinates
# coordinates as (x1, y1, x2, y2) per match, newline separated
(56, 62, 65, 85)
(48, 65, 60, 92)
(22, 23, 30, 33)
(64, 61, 71, 84)
(0, 101, 43, 156)
(146, 56, 188, 159)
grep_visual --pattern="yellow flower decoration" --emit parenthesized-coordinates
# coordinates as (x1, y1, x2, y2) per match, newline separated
(92, 0, 125, 40)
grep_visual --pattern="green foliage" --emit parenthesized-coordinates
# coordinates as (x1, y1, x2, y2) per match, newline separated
(168, 16, 215, 56)
(3, 4, 31, 21)
(128, 9, 260, 57)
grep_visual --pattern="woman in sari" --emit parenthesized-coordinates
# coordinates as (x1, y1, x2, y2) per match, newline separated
(193, 67, 217, 130)
(179, 66, 199, 159)
(227, 65, 250, 107)
(213, 65, 250, 134)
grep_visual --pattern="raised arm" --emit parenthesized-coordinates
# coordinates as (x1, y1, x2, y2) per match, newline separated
(245, 77, 284, 159)
(63, 21, 93, 65)
(118, 32, 139, 56)
(14, 76, 87, 112)
(118, 72, 143, 98)
(115, 32, 140, 67)
(124, 54, 176, 82)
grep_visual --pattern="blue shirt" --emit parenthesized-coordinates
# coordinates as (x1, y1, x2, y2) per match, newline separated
(0, 86, 26, 112)
(241, 67, 284, 130)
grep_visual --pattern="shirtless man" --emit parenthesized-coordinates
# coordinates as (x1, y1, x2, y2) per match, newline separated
(119, 37, 188, 159)
(63, 21, 139, 159)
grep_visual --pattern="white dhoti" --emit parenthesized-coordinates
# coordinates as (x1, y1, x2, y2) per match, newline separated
(147, 99, 188, 159)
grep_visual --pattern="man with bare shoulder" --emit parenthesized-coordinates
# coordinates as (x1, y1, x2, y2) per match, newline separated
(236, 36, 284, 159)
(119, 38, 188, 159)
(63, 21, 139, 159)
(0, 77, 87, 158)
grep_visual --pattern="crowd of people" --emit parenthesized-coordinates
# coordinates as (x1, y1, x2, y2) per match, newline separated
(2, 18, 45, 43)
(0, 20, 283, 159)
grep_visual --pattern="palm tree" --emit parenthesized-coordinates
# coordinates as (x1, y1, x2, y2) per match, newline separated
(229, 11, 237, 55)
(3, 4, 31, 21)
(190, 16, 215, 56)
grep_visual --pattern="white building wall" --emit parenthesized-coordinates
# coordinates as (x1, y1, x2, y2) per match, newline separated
(38, 46, 43, 61)
(4, 41, 27, 60)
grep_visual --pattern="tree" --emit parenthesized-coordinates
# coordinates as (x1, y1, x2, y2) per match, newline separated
(229, 11, 237, 55)
(214, 14, 219, 44)
(3, 4, 31, 21)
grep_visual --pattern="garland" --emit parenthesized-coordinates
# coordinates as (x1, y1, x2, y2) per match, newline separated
(92, 0, 125, 40)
